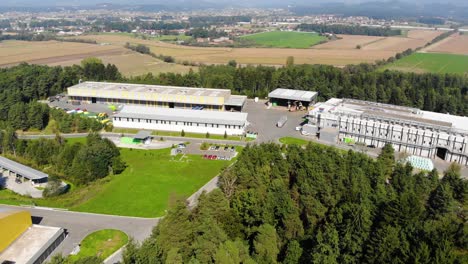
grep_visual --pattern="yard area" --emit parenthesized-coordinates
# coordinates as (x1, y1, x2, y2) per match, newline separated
(0, 144, 233, 217)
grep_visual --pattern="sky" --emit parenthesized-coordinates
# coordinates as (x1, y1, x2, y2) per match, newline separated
(1, 0, 467, 7)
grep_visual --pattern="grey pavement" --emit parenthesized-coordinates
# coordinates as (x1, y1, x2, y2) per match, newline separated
(1, 173, 43, 198)
(0, 205, 159, 261)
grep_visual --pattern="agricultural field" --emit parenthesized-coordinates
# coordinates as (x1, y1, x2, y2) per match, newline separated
(75, 30, 442, 67)
(0, 145, 232, 217)
(382, 52, 468, 74)
(0, 40, 195, 76)
(240, 31, 327, 48)
(423, 33, 468, 55)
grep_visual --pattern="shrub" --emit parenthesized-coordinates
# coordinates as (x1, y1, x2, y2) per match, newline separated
(200, 142, 210, 150)
(181, 130, 185, 137)
(206, 132, 210, 138)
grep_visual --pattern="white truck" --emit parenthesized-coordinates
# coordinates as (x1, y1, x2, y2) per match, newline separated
(276, 115, 288, 128)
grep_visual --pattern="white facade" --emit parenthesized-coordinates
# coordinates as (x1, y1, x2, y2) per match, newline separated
(112, 105, 248, 135)
(113, 118, 245, 135)
(309, 98, 468, 165)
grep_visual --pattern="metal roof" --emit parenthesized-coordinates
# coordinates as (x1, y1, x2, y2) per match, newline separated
(224, 95, 247, 107)
(268, 88, 318, 102)
(67, 82, 231, 105)
(115, 105, 248, 126)
(134, 130, 152, 140)
(0, 156, 48, 180)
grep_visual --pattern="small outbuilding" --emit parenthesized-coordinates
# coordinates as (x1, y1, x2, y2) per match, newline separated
(133, 130, 153, 144)
(268, 88, 318, 110)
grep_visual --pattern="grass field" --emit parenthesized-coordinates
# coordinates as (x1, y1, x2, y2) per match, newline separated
(382, 52, 468, 74)
(68, 229, 128, 261)
(279, 137, 311, 145)
(73, 147, 231, 216)
(240, 31, 327, 48)
(0, 145, 233, 217)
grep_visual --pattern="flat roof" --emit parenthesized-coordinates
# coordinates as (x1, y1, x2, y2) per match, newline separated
(0, 156, 48, 180)
(134, 130, 152, 140)
(0, 225, 64, 264)
(225, 95, 247, 107)
(268, 88, 318, 102)
(115, 105, 248, 126)
(310, 98, 468, 133)
(68, 81, 231, 105)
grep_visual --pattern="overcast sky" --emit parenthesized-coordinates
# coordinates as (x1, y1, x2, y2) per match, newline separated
(1, 0, 467, 6)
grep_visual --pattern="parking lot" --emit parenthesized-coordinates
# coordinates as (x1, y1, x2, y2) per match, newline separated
(47, 95, 117, 116)
(178, 142, 238, 160)
(243, 99, 307, 143)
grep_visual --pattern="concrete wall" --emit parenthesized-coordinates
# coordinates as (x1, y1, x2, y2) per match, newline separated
(113, 118, 245, 135)
(0, 210, 32, 252)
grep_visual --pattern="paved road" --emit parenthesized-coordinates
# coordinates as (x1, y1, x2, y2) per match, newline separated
(0, 205, 159, 259)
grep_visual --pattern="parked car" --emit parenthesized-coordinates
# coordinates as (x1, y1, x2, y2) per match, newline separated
(177, 143, 186, 149)
(215, 146, 220, 151)
(211, 155, 217, 160)
(367, 145, 376, 148)
(295, 126, 302, 131)
(224, 146, 229, 151)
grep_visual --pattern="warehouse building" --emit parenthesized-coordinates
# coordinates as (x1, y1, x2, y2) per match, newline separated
(0, 209, 65, 264)
(112, 105, 248, 135)
(308, 98, 468, 165)
(0, 156, 48, 185)
(68, 81, 247, 111)
(268, 88, 318, 110)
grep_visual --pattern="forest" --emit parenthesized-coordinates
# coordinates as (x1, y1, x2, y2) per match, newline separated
(297, 24, 401, 36)
(130, 64, 468, 116)
(0, 132, 125, 187)
(0, 60, 119, 132)
(122, 143, 468, 264)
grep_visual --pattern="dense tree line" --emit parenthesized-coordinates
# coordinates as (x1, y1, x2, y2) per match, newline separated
(298, 24, 402, 36)
(189, 16, 251, 27)
(123, 143, 467, 263)
(29, 19, 88, 28)
(129, 64, 468, 115)
(185, 28, 228, 39)
(1, 132, 125, 185)
(417, 17, 445, 25)
(0, 60, 119, 132)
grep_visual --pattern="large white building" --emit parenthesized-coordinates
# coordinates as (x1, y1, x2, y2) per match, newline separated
(308, 98, 468, 165)
(112, 105, 248, 135)
(68, 81, 247, 111)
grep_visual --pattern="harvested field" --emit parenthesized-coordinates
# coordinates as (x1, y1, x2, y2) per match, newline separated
(0, 40, 195, 76)
(424, 33, 468, 55)
(313, 35, 385, 50)
(75, 31, 440, 67)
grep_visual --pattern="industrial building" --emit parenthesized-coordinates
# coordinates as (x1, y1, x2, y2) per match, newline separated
(0, 156, 48, 185)
(268, 88, 318, 109)
(112, 105, 248, 135)
(67, 81, 247, 111)
(308, 98, 468, 165)
(0, 209, 65, 264)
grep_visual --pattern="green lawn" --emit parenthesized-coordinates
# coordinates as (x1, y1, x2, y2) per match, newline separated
(68, 229, 128, 261)
(0, 145, 233, 217)
(279, 137, 311, 145)
(382, 52, 468, 74)
(73, 148, 231, 217)
(240, 31, 327, 48)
